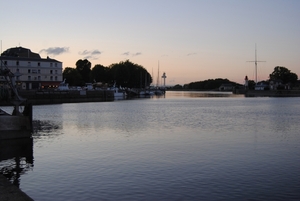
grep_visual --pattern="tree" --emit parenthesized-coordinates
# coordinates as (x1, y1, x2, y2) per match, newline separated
(109, 60, 152, 88)
(76, 59, 92, 83)
(172, 84, 183, 89)
(63, 67, 84, 86)
(187, 78, 238, 90)
(269, 66, 298, 84)
(91, 64, 111, 84)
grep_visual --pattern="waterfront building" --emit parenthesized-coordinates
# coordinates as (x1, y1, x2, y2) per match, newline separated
(254, 81, 269, 90)
(0, 46, 63, 90)
(219, 83, 234, 91)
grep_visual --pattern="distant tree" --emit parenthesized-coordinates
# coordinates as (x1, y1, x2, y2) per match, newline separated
(109, 60, 152, 88)
(91, 64, 111, 84)
(187, 78, 237, 90)
(76, 59, 92, 83)
(172, 84, 183, 89)
(63, 67, 83, 86)
(269, 66, 298, 84)
(109, 61, 132, 87)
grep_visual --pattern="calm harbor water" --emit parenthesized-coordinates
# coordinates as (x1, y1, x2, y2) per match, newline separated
(1, 91, 300, 201)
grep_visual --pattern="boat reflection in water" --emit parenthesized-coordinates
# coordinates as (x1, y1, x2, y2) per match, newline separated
(0, 137, 33, 187)
(32, 120, 62, 139)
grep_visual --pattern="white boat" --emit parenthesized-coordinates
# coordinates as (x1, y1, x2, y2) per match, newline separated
(153, 88, 165, 95)
(114, 88, 126, 100)
(56, 79, 69, 91)
(0, 62, 32, 139)
(108, 83, 126, 100)
(139, 89, 154, 96)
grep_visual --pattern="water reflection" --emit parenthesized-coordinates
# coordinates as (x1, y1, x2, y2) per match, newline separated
(0, 120, 62, 188)
(0, 138, 33, 187)
(166, 90, 245, 98)
(12, 95, 300, 201)
(32, 120, 63, 138)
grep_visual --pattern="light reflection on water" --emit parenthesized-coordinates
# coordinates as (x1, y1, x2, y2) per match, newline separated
(7, 91, 300, 201)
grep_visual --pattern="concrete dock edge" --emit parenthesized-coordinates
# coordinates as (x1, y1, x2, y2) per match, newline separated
(0, 174, 34, 201)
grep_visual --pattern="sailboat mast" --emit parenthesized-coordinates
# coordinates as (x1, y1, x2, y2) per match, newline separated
(255, 44, 257, 84)
(247, 44, 265, 84)
(156, 61, 160, 87)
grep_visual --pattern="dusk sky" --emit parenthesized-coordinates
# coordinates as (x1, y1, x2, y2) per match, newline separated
(1, 0, 299, 85)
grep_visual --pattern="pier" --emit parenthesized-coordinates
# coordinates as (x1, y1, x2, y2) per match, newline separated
(0, 175, 33, 201)
(0, 90, 114, 106)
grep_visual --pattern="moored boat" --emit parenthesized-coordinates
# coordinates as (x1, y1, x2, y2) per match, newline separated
(56, 79, 69, 91)
(108, 83, 127, 100)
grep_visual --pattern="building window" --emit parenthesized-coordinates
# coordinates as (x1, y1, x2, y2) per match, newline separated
(55, 70, 58, 74)
(4, 61, 7, 65)
(38, 62, 40, 67)
(28, 69, 31, 73)
(38, 76, 41, 81)
(16, 68, 19, 72)
(50, 76, 53, 81)
(16, 61, 19, 66)
(28, 76, 31, 80)
(50, 70, 53, 74)
(55, 76, 58, 81)
(55, 63, 57, 67)
(50, 63, 53, 67)
(38, 69, 41, 74)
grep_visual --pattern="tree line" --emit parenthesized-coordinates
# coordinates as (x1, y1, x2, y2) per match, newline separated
(174, 66, 298, 90)
(64, 60, 298, 90)
(63, 59, 152, 88)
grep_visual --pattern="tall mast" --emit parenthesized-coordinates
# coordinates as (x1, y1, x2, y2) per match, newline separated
(255, 44, 257, 83)
(156, 61, 160, 87)
(151, 67, 153, 86)
(248, 44, 265, 84)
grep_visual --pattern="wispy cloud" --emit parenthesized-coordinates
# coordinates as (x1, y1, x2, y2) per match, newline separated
(91, 50, 101, 55)
(187, 52, 197, 56)
(132, 52, 142, 56)
(122, 52, 130, 56)
(39, 47, 69, 55)
(79, 50, 90, 55)
(79, 49, 102, 60)
(122, 51, 142, 57)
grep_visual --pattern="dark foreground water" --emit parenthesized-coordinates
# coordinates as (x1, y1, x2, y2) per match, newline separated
(1, 91, 300, 200)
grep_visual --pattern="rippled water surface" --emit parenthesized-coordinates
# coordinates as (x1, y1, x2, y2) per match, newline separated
(3, 91, 300, 200)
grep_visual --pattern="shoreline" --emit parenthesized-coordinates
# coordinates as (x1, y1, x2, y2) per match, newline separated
(244, 89, 300, 97)
(0, 89, 114, 106)
(2, 89, 300, 107)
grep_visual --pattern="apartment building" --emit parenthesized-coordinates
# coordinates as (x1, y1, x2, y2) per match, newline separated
(0, 46, 63, 90)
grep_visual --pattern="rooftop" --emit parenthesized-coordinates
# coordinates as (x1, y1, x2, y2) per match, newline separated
(0, 47, 60, 62)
